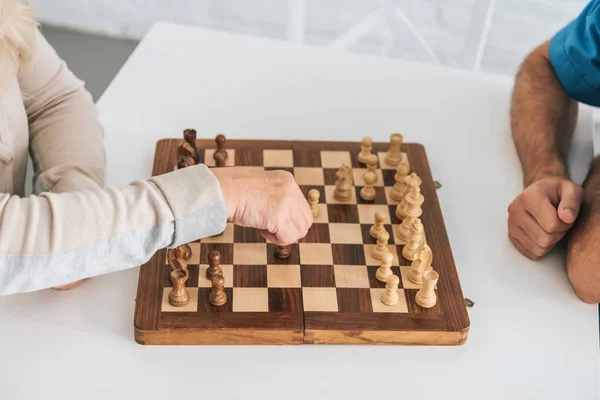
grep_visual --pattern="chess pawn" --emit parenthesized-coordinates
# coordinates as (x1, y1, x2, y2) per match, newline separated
(168, 268, 190, 307)
(209, 274, 227, 306)
(376, 251, 394, 283)
(308, 189, 320, 218)
(369, 210, 386, 239)
(333, 164, 353, 202)
(372, 231, 390, 261)
(365, 154, 378, 174)
(396, 173, 422, 220)
(402, 218, 425, 261)
(359, 170, 377, 201)
(381, 275, 400, 306)
(389, 159, 410, 201)
(385, 133, 403, 166)
(206, 250, 223, 280)
(415, 269, 439, 309)
(275, 244, 291, 259)
(214, 134, 228, 167)
(408, 243, 433, 285)
(357, 136, 373, 164)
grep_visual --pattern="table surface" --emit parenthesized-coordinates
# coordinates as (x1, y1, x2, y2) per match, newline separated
(1, 22, 598, 400)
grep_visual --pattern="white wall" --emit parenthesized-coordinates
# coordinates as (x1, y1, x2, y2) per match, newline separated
(34, 0, 588, 76)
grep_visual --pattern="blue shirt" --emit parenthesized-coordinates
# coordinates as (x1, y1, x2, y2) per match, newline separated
(550, 0, 600, 106)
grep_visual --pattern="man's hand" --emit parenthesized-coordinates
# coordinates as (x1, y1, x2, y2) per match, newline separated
(212, 167, 312, 245)
(508, 177, 583, 260)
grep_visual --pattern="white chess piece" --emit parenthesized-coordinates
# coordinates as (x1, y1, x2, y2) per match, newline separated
(376, 252, 394, 283)
(360, 170, 377, 201)
(372, 231, 390, 261)
(408, 243, 433, 285)
(358, 136, 373, 164)
(381, 275, 400, 306)
(415, 269, 439, 308)
(385, 133, 403, 166)
(308, 189, 320, 218)
(389, 159, 410, 202)
(369, 211, 386, 239)
(402, 218, 425, 261)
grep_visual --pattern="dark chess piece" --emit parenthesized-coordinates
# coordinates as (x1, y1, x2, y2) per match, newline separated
(168, 268, 190, 307)
(209, 274, 227, 306)
(206, 250, 223, 280)
(214, 134, 228, 167)
(275, 245, 291, 259)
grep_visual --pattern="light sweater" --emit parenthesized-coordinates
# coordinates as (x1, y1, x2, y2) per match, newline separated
(0, 30, 227, 295)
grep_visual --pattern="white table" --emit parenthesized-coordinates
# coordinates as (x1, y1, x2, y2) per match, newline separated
(1, 22, 598, 399)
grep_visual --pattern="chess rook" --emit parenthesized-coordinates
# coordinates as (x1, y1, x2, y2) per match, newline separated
(402, 218, 425, 261)
(209, 274, 227, 306)
(206, 250, 223, 280)
(389, 159, 411, 201)
(357, 136, 373, 164)
(375, 251, 394, 283)
(168, 268, 190, 307)
(369, 210, 386, 239)
(415, 270, 439, 309)
(381, 275, 400, 306)
(275, 245, 291, 259)
(408, 243, 433, 285)
(359, 170, 377, 201)
(333, 164, 353, 202)
(308, 189, 320, 218)
(371, 230, 390, 261)
(214, 134, 228, 167)
(384, 133, 403, 166)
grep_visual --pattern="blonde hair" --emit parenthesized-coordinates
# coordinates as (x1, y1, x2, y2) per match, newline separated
(0, 0, 37, 83)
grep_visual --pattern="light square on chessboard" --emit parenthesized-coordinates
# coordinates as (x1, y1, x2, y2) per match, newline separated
(204, 149, 235, 167)
(161, 288, 199, 312)
(357, 204, 392, 224)
(370, 288, 409, 313)
(232, 288, 269, 312)
(299, 243, 333, 265)
(263, 149, 294, 167)
(267, 265, 301, 288)
(352, 168, 384, 187)
(293, 167, 324, 186)
(201, 223, 234, 243)
(198, 265, 234, 287)
(334, 265, 370, 288)
(302, 287, 338, 312)
(363, 245, 400, 266)
(376, 151, 408, 170)
(165, 242, 200, 265)
(324, 185, 357, 204)
(233, 243, 267, 265)
(328, 223, 363, 244)
(320, 151, 352, 169)
(384, 187, 401, 205)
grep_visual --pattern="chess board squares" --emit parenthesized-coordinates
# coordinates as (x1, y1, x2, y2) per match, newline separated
(328, 223, 363, 244)
(320, 151, 352, 169)
(263, 149, 294, 168)
(389, 205, 403, 225)
(268, 288, 303, 312)
(267, 243, 300, 264)
(333, 265, 370, 288)
(377, 151, 409, 170)
(299, 243, 333, 265)
(367, 266, 401, 288)
(233, 243, 267, 265)
(201, 223, 234, 243)
(332, 244, 367, 265)
(293, 150, 321, 167)
(360, 224, 395, 245)
(355, 187, 387, 204)
(302, 287, 338, 312)
(233, 288, 269, 312)
(234, 225, 266, 243)
(381, 169, 397, 187)
(357, 204, 391, 224)
(197, 288, 233, 312)
(352, 168, 384, 187)
(370, 289, 409, 313)
(363, 244, 399, 266)
(234, 148, 263, 166)
(327, 204, 359, 224)
(301, 265, 335, 287)
(161, 287, 199, 312)
(198, 264, 234, 287)
(293, 167, 324, 186)
(384, 187, 401, 205)
(267, 265, 302, 288)
(233, 265, 267, 287)
(299, 223, 330, 243)
(324, 185, 357, 204)
(200, 243, 234, 265)
(204, 149, 236, 167)
(336, 288, 372, 312)
(165, 242, 201, 265)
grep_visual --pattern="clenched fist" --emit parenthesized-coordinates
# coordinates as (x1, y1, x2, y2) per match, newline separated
(212, 167, 313, 245)
(507, 177, 583, 260)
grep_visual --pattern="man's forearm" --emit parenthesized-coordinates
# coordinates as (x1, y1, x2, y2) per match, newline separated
(511, 41, 578, 187)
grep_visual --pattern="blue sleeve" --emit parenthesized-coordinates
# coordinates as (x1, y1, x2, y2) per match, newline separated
(549, 0, 600, 106)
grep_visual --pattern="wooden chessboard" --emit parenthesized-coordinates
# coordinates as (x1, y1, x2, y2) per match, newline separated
(133, 137, 470, 345)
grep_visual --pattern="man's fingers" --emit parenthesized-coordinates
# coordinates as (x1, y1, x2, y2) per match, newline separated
(557, 181, 583, 224)
(508, 222, 548, 259)
(259, 230, 280, 244)
(513, 208, 565, 249)
(522, 191, 570, 233)
(509, 234, 541, 261)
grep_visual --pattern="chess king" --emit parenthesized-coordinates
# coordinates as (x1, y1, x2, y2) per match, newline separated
(0, 1, 313, 295)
